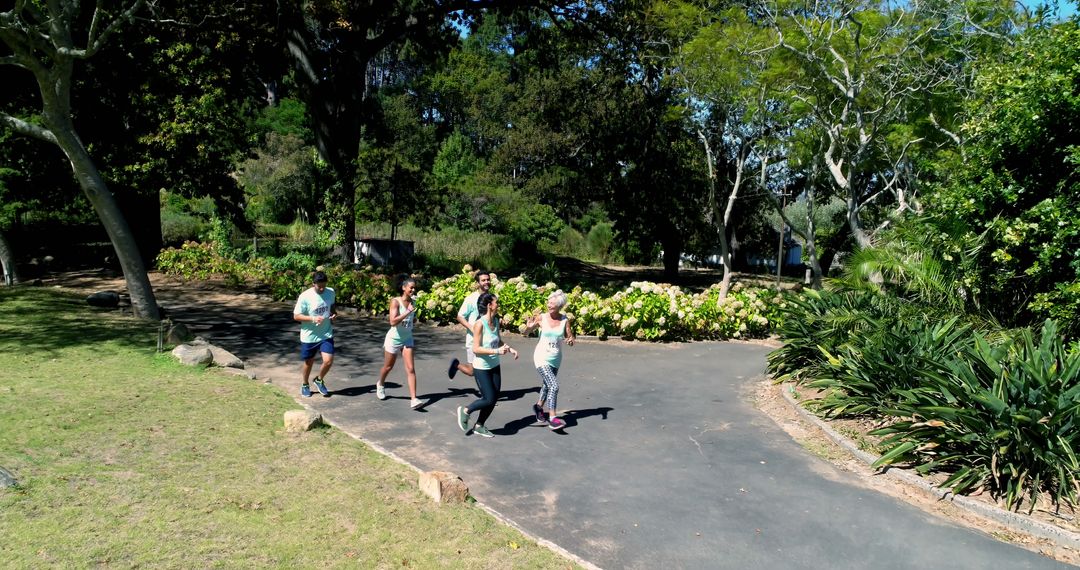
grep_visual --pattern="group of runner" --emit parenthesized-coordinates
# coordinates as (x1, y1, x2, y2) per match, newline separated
(292, 270, 575, 437)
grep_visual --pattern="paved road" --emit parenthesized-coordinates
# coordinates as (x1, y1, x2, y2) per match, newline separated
(166, 288, 1070, 569)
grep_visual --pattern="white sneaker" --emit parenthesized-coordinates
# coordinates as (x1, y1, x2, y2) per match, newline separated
(410, 398, 424, 410)
(376, 383, 386, 400)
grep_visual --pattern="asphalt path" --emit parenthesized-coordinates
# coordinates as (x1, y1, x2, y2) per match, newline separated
(163, 289, 1070, 570)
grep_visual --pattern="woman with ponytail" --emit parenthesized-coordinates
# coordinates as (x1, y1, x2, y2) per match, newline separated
(456, 292, 518, 437)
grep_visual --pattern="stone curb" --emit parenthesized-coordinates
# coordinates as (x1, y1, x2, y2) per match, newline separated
(779, 383, 1080, 549)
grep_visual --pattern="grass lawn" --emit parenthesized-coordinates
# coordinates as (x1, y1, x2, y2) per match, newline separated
(0, 287, 577, 568)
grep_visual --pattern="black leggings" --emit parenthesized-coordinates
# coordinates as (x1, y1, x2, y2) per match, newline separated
(469, 366, 502, 426)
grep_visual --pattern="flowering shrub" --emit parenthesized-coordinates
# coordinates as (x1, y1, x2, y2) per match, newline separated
(417, 266, 788, 341)
(156, 241, 396, 310)
(157, 250, 789, 341)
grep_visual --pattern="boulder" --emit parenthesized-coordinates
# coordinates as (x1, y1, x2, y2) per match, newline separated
(208, 345, 244, 369)
(284, 410, 322, 433)
(86, 291, 120, 307)
(418, 471, 469, 504)
(171, 344, 213, 367)
(0, 466, 17, 488)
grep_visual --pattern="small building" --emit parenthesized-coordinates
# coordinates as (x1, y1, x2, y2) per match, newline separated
(354, 238, 414, 270)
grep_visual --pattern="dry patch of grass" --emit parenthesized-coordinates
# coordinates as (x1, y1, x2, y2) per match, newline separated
(0, 287, 577, 568)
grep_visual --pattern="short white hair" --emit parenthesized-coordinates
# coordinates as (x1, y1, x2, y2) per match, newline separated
(547, 290, 567, 309)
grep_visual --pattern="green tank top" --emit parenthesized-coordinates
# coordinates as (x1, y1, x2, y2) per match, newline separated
(473, 316, 501, 370)
(388, 299, 414, 343)
(533, 317, 566, 368)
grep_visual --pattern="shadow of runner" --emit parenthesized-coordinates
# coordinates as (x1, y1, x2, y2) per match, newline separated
(493, 415, 545, 436)
(417, 386, 482, 406)
(493, 406, 615, 436)
(497, 386, 540, 403)
(558, 406, 614, 428)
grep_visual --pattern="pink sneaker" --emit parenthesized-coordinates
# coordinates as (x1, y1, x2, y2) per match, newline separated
(548, 417, 567, 430)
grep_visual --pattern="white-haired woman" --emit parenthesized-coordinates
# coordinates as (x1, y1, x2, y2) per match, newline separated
(523, 290, 575, 430)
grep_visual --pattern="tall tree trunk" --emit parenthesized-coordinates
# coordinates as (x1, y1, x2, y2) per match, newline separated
(51, 125, 160, 319)
(1, 0, 157, 318)
(0, 230, 19, 286)
(661, 231, 682, 281)
(282, 14, 366, 266)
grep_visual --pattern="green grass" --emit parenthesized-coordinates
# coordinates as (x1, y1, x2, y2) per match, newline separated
(0, 287, 577, 568)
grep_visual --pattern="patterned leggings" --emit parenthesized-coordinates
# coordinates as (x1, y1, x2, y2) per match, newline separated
(536, 365, 560, 411)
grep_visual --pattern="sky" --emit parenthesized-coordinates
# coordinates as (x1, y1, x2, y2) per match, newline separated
(1022, 0, 1077, 19)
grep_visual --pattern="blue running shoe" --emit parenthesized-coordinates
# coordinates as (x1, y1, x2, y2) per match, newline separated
(313, 377, 329, 397)
(301, 383, 312, 398)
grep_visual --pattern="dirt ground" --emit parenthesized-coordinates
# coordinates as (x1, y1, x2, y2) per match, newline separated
(40, 268, 1080, 566)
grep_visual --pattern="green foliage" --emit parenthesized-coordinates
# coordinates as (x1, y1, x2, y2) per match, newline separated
(553, 226, 588, 259)
(253, 97, 312, 141)
(155, 241, 396, 311)
(238, 132, 321, 225)
(356, 92, 440, 230)
(869, 321, 1080, 511)
(928, 21, 1080, 335)
(358, 222, 513, 274)
(160, 209, 206, 245)
(507, 202, 566, 247)
(803, 315, 977, 418)
(770, 286, 1080, 508)
(432, 130, 483, 187)
(586, 222, 614, 262)
(767, 288, 886, 384)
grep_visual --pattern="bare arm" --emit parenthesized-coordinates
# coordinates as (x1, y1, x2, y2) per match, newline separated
(522, 312, 542, 336)
(564, 316, 575, 346)
(472, 320, 517, 358)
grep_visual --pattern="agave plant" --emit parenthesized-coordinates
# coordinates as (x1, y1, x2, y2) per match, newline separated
(804, 315, 975, 418)
(871, 320, 1080, 511)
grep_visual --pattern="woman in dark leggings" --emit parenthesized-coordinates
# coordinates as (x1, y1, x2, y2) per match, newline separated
(456, 292, 518, 437)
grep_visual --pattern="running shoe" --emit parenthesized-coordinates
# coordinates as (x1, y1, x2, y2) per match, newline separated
(376, 383, 387, 400)
(457, 406, 470, 432)
(548, 417, 567, 430)
(313, 378, 329, 397)
(301, 383, 312, 398)
(448, 358, 459, 380)
(410, 398, 424, 410)
(472, 425, 495, 438)
(533, 403, 547, 424)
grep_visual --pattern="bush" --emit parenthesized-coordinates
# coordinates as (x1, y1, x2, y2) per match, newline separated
(160, 210, 206, 245)
(417, 267, 788, 341)
(586, 222, 614, 262)
(155, 241, 394, 307)
(869, 320, 1080, 511)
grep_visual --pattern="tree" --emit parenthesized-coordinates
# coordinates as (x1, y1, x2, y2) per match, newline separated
(661, 3, 794, 298)
(760, 0, 958, 250)
(929, 19, 1080, 334)
(0, 1, 160, 319)
(277, 1, 581, 264)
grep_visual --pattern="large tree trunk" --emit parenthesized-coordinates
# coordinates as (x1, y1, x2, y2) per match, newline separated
(0, 230, 19, 286)
(282, 14, 365, 265)
(51, 125, 160, 320)
(661, 231, 682, 281)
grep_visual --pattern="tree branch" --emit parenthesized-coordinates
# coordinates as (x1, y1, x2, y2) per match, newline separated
(0, 112, 58, 145)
